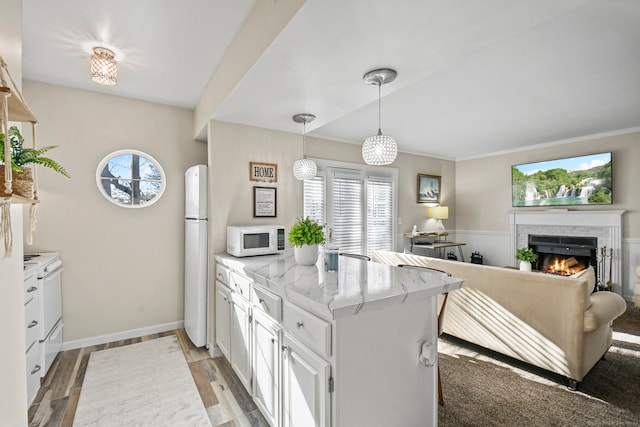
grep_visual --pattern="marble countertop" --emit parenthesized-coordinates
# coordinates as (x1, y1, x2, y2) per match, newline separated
(215, 249, 463, 321)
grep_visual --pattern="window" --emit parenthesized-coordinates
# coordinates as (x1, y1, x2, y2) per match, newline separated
(96, 150, 166, 208)
(303, 159, 397, 256)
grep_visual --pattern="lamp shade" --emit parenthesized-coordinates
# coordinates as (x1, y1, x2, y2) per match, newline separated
(430, 206, 449, 220)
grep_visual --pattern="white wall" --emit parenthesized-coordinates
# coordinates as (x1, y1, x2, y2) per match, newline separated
(23, 81, 207, 342)
(0, 0, 29, 424)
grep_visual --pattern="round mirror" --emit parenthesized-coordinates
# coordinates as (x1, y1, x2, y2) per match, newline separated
(96, 150, 166, 208)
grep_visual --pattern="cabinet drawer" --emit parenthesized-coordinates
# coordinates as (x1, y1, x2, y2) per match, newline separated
(24, 296, 39, 352)
(24, 273, 38, 304)
(230, 271, 252, 299)
(251, 284, 282, 322)
(283, 301, 331, 357)
(25, 341, 41, 405)
(215, 263, 231, 286)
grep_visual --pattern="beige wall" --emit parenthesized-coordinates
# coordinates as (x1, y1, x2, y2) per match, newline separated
(23, 81, 207, 342)
(208, 120, 456, 256)
(0, 0, 29, 424)
(456, 132, 640, 237)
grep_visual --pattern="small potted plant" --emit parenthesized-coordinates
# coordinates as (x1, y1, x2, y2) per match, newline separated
(516, 247, 537, 272)
(288, 216, 326, 265)
(0, 126, 70, 197)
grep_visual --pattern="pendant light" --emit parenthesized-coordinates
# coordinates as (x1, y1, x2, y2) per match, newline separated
(292, 113, 317, 180)
(362, 68, 397, 165)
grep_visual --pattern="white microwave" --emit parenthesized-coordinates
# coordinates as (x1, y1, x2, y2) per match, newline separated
(227, 225, 286, 257)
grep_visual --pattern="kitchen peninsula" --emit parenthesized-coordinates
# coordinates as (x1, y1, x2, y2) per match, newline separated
(214, 250, 463, 427)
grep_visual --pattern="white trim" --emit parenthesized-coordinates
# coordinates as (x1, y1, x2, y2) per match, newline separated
(449, 229, 510, 237)
(209, 345, 223, 358)
(61, 320, 184, 351)
(456, 126, 640, 161)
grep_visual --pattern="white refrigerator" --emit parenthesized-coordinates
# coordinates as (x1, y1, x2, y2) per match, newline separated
(184, 165, 208, 347)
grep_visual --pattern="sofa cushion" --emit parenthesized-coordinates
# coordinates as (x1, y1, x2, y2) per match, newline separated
(583, 291, 627, 332)
(570, 266, 595, 309)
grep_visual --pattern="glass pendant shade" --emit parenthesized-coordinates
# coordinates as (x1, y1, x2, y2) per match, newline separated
(91, 47, 118, 86)
(293, 158, 317, 180)
(292, 113, 317, 180)
(362, 130, 398, 166)
(362, 68, 398, 166)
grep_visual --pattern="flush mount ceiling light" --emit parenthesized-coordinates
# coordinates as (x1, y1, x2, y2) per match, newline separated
(362, 68, 398, 166)
(90, 47, 117, 86)
(292, 113, 317, 180)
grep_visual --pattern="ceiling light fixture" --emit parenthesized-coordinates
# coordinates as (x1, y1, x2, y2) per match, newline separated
(292, 113, 317, 180)
(362, 68, 398, 166)
(90, 47, 118, 86)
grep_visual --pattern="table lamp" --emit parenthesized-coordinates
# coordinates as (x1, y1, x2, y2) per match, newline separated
(429, 206, 448, 233)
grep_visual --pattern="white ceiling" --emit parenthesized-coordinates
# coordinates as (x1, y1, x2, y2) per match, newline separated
(22, 0, 640, 160)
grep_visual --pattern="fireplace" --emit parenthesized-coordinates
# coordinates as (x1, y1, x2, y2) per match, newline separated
(528, 234, 597, 278)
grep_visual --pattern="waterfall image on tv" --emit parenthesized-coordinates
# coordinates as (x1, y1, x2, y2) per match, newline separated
(512, 152, 612, 207)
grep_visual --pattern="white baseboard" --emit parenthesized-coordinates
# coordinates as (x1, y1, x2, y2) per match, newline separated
(62, 320, 185, 351)
(209, 345, 223, 358)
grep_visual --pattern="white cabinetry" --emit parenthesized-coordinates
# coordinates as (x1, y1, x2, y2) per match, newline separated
(24, 267, 41, 405)
(215, 282, 231, 360)
(252, 308, 281, 427)
(282, 332, 330, 427)
(214, 255, 457, 427)
(230, 292, 252, 393)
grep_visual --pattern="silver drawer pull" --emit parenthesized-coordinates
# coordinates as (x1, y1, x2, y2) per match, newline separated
(28, 320, 38, 328)
(31, 365, 41, 375)
(296, 321, 304, 329)
(27, 286, 38, 293)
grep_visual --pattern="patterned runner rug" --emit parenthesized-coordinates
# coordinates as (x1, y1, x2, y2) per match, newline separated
(73, 335, 211, 427)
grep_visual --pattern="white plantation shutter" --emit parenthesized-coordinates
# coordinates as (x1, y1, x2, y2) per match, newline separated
(303, 175, 325, 226)
(303, 160, 397, 257)
(330, 170, 364, 254)
(367, 177, 393, 254)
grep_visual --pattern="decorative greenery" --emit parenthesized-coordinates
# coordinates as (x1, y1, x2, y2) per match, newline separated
(288, 216, 326, 247)
(0, 126, 70, 178)
(515, 247, 537, 263)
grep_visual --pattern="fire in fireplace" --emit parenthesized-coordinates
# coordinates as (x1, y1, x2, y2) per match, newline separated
(528, 235, 597, 278)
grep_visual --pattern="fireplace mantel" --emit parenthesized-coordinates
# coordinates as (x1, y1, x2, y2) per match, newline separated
(509, 210, 625, 293)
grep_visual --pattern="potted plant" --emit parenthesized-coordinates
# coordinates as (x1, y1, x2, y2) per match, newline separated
(516, 247, 537, 272)
(0, 126, 70, 197)
(288, 216, 326, 265)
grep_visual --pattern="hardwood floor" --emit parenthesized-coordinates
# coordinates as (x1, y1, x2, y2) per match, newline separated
(28, 329, 268, 427)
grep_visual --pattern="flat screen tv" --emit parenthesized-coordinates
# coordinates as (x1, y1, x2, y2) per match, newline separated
(511, 152, 612, 207)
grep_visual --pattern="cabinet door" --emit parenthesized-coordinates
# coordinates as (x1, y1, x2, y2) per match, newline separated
(231, 293, 252, 393)
(253, 310, 281, 427)
(282, 333, 330, 427)
(215, 282, 231, 360)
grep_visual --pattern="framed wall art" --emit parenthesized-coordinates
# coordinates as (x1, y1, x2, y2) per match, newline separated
(253, 186, 277, 217)
(249, 162, 277, 183)
(417, 174, 441, 203)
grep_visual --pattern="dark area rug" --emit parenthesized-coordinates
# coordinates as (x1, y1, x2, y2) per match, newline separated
(438, 303, 640, 426)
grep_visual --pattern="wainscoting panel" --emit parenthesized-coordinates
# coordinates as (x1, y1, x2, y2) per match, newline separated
(623, 238, 640, 301)
(450, 230, 511, 268)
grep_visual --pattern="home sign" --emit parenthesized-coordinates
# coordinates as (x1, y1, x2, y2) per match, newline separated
(249, 162, 277, 183)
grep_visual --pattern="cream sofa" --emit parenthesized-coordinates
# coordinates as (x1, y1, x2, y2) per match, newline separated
(373, 250, 627, 388)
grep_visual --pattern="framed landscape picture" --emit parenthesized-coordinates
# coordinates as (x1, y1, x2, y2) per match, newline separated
(417, 174, 441, 203)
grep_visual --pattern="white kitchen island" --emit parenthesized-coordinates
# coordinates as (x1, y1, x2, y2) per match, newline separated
(214, 250, 463, 427)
